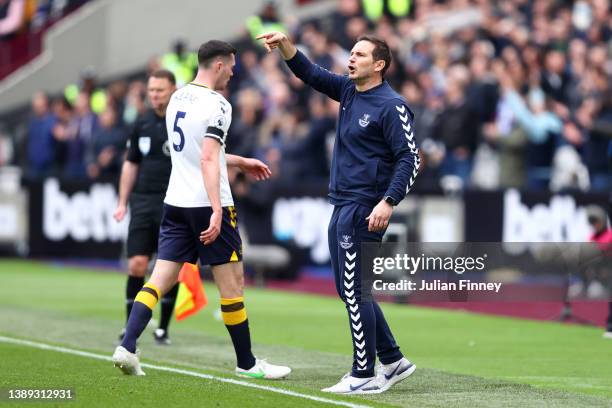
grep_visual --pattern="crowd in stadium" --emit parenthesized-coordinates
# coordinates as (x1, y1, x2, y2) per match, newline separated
(0, 0, 89, 37)
(11, 0, 612, 192)
(0, 0, 90, 76)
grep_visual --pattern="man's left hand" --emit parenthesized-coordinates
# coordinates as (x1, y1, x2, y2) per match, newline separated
(366, 200, 393, 232)
(240, 158, 272, 181)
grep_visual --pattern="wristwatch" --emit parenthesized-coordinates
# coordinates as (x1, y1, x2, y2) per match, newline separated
(384, 196, 397, 206)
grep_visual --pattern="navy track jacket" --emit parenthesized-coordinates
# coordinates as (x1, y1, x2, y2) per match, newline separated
(286, 50, 420, 208)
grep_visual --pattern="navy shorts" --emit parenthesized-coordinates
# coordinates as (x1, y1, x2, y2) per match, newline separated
(157, 204, 243, 266)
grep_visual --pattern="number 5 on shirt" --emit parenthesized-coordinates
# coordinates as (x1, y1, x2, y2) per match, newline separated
(173, 111, 186, 152)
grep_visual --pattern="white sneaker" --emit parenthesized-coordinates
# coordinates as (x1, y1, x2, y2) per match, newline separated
(603, 331, 612, 339)
(375, 357, 416, 392)
(235, 358, 291, 380)
(112, 346, 145, 376)
(321, 373, 381, 394)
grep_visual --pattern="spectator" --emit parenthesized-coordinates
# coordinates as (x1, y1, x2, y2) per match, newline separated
(361, 0, 411, 23)
(26, 92, 56, 179)
(86, 108, 125, 180)
(64, 68, 107, 115)
(122, 80, 146, 125)
(581, 94, 612, 192)
(327, 0, 363, 50)
(432, 72, 479, 185)
(466, 55, 498, 124)
(540, 48, 571, 105)
(301, 26, 334, 70)
(50, 96, 73, 174)
(280, 94, 336, 182)
(63, 91, 97, 180)
(246, 1, 286, 44)
(481, 121, 528, 190)
(227, 87, 263, 159)
(31, 0, 88, 30)
(105, 80, 128, 125)
(161, 39, 197, 87)
(0, 0, 24, 38)
(6, 0, 612, 195)
(495, 61, 563, 190)
(232, 48, 261, 91)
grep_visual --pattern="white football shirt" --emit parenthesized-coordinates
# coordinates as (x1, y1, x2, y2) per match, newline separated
(164, 83, 234, 208)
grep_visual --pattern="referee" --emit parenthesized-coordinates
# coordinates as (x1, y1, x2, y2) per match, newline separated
(113, 69, 178, 345)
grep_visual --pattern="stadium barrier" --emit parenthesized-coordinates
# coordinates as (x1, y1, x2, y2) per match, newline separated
(25, 177, 126, 258)
(15, 177, 610, 268)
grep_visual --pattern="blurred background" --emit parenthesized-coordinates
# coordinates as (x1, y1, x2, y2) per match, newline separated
(0, 0, 610, 321)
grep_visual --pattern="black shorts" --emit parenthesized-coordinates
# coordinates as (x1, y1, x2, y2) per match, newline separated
(127, 192, 165, 257)
(157, 204, 243, 266)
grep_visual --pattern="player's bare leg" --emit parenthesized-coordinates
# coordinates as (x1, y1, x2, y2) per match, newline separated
(113, 260, 182, 375)
(212, 261, 245, 298)
(146, 260, 182, 294)
(212, 261, 291, 379)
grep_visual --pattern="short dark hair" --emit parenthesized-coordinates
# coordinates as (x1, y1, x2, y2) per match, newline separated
(198, 40, 237, 67)
(149, 69, 176, 85)
(356, 35, 392, 77)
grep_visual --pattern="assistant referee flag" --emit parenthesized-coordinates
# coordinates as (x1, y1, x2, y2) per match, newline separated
(175, 263, 207, 320)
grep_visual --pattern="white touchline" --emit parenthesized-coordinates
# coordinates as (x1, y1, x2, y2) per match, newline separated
(0, 335, 372, 408)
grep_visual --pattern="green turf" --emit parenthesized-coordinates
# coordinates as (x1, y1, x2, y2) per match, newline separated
(0, 342, 335, 408)
(0, 259, 611, 407)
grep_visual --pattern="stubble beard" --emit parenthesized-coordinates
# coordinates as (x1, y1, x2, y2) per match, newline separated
(351, 72, 369, 86)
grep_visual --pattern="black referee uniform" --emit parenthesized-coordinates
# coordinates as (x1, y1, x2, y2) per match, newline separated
(126, 109, 171, 256)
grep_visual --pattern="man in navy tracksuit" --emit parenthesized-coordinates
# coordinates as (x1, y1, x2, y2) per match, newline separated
(258, 32, 419, 394)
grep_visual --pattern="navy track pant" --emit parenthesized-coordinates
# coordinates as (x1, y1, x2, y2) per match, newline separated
(328, 202, 403, 378)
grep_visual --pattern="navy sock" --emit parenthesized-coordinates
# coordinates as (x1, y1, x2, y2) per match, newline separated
(221, 297, 256, 370)
(121, 283, 160, 353)
(225, 320, 256, 370)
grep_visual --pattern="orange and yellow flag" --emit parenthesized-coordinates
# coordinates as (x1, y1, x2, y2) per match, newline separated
(174, 262, 207, 320)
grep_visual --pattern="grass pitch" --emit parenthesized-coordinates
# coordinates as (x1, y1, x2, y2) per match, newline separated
(0, 259, 611, 407)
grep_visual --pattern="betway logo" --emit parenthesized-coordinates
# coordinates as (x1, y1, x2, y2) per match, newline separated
(503, 189, 590, 246)
(43, 178, 127, 242)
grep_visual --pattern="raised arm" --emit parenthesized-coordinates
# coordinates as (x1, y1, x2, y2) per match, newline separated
(257, 31, 349, 102)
